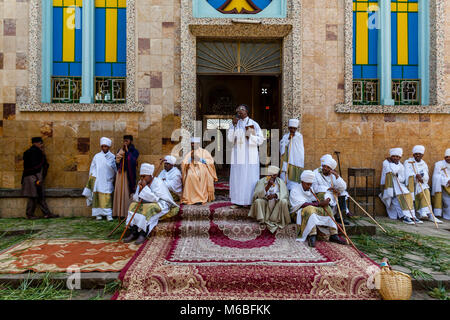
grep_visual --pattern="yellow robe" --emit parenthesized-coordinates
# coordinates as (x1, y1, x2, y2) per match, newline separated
(181, 147, 218, 205)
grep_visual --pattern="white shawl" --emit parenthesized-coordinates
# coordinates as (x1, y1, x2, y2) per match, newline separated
(82, 151, 117, 201)
(132, 177, 179, 209)
(280, 132, 304, 170)
(404, 158, 430, 195)
(158, 166, 182, 195)
(432, 160, 450, 195)
(380, 160, 410, 208)
(227, 117, 265, 165)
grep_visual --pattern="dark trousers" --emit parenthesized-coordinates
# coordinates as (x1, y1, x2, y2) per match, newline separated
(26, 196, 52, 217)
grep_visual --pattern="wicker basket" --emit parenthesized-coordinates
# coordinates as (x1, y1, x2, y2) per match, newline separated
(378, 266, 412, 300)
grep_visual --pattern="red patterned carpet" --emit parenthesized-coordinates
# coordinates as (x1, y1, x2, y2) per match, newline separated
(113, 202, 381, 300)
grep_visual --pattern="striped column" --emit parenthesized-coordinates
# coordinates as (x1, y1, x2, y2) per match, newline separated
(418, 0, 429, 105)
(80, 0, 95, 103)
(378, 0, 394, 105)
(41, 0, 53, 103)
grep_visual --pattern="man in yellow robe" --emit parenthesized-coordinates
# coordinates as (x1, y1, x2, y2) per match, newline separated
(181, 137, 218, 205)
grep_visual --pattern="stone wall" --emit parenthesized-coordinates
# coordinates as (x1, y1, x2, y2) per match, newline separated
(0, 0, 448, 218)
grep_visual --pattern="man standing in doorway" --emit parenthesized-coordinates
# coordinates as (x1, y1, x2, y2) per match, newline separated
(227, 104, 265, 208)
(21, 137, 59, 219)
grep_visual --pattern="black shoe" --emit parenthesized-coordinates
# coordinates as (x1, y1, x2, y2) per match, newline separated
(134, 231, 147, 245)
(307, 235, 317, 248)
(335, 215, 350, 226)
(123, 226, 139, 243)
(44, 213, 59, 219)
(329, 234, 347, 245)
(26, 215, 39, 220)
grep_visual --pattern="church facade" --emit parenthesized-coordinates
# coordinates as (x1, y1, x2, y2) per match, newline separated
(0, 0, 448, 217)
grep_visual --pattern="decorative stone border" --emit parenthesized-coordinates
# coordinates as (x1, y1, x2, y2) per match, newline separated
(337, 0, 450, 114)
(180, 0, 302, 134)
(20, 0, 143, 112)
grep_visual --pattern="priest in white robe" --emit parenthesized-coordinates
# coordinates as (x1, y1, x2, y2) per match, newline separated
(404, 145, 442, 223)
(227, 104, 265, 208)
(123, 163, 179, 245)
(280, 118, 304, 190)
(379, 148, 420, 225)
(158, 155, 182, 201)
(432, 148, 450, 220)
(312, 155, 351, 225)
(290, 170, 346, 247)
(82, 137, 117, 221)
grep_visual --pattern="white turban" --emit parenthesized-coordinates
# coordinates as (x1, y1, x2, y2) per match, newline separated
(301, 170, 315, 183)
(267, 165, 280, 176)
(191, 137, 201, 144)
(288, 119, 299, 128)
(100, 137, 111, 147)
(320, 154, 333, 165)
(390, 148, 403, 157)
(412, 145, 425, 155)
(322, 156, 337, 170)
(445, 148, 450, 157)
(164, 155, 176, 165)
(140, 163, 154, 176)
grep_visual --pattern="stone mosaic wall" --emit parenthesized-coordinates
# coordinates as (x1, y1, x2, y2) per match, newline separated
(0, 0, 448, 218)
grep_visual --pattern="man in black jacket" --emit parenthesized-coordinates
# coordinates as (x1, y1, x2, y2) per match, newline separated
(21, 137, 58, 219)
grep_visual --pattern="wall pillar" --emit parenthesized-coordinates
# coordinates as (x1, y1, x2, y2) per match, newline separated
(418, 0, 430, 105)
(41, 0, 53, 103)
(378, 0, 394, 105)
(80, 0, 95, 103)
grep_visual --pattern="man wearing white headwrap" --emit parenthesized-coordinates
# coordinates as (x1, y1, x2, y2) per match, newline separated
(289, 170, 346, 247)
(280, 119, 304, 190)
(181, 138, 218, 205)
(248, 166, 290, 233)
(431, 149, 450, 220)
(82, 137, 117, 221)
(123, 163, 179, 245)
(312, 155, 351, 225)
(404, 145, 442, 223)
(227, 104, 265, 208)
(379, 148, 419, 225)
(158, 155, 182, 202)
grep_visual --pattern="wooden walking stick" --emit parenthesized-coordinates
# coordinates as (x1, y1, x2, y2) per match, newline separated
(347, 195, 387, 233)
(330, 180, 349, 244)
(408, 161, 438, 229)
(119, 155, 125, 221)
(310, 191, 364, 257)
(389, 163, 417, 224)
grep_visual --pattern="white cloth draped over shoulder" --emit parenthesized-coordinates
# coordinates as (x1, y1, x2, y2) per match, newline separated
(82, 151, 117, 204)
(312, 168, 348, 203)
(227, 117, 265, 205)
(379, 159, 410, 210)
(126, 177, 179, 234)
(404, 158, 430, 195)
(289, 184, 337, 242)
(158, 166, 182, 196)
(280, 132, 304, 169)
(432, 160, 450, 196)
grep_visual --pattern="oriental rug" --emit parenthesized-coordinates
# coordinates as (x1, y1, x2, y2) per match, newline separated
(0, 239, 139, 273)
(113, 202, 381, 300)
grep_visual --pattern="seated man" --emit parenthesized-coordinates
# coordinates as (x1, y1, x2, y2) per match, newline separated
(248, 165, 290, 233)
(158, 155, 182, 202)
(312, 154, 350, 225)
(432, 148, 450, 220)
(290, 170, 346, 247)
(379, 148, 421, 225)
(181, 137, 218, 205)
(404, 145, 442, 223)
(123, 163, 179, 245)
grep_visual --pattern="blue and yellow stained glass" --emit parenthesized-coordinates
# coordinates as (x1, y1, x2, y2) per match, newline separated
(207, 0, 272, 14)
(95, 0, 127, 77)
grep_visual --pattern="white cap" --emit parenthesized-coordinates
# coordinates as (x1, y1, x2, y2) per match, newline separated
(301, 170, 315, 183)
(390, 148, 403, 157)
(100, 137, 112, 147)
(445, 148, 450, 157)
(320, 154, 333, 165)
(412, 145, 425, 155)
(164, 155, 176, 165)
(267, 165, 280, 176)
(288, 119, 299, 128)
(191, 137, 201, 144)
(140, 163, 154, 176)
(322, 156, 337, 170)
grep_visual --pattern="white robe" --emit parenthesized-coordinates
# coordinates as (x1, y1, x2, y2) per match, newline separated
(432, 160, 450, 219)
(279, 132, 304, 190)
(227, 117, 265, 205)
(158, 167, 182, 196)
(379, 160, 413, 219)
(404, 158, 431, 216)
(312, 168, 348, 209)
(289, 184, 337, 242)
(82, 151, 117, 217)
(126, 177, 179, 234)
